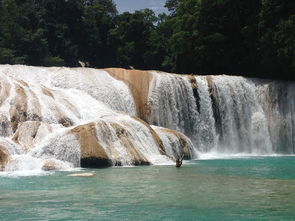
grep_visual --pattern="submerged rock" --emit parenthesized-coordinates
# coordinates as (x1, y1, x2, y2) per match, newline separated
(68, 172, 95, 177)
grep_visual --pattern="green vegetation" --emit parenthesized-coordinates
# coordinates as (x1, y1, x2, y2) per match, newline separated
(0, 0, 294, 79)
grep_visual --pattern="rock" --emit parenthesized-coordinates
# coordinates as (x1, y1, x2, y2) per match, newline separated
(0, 148, 9, 171)
(42, 160, 58, 171)
(80, 157, 113, 168)
(71, 122, 112, 168)
(12, 121, 55, 152)
(68, 173, 94, 177)
(42, 159, 73, 171)
(58, 117, 74, 127)
(105, 68, 152, 121)
(152, 126, 197, 160)
(0, 139, 23, 171)
(70, 116, 173, 167)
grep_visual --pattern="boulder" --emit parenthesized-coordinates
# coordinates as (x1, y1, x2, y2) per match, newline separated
(42, 159, 73, 171)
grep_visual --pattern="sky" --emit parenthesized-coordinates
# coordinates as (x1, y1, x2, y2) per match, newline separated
(113, 0, 168, 15)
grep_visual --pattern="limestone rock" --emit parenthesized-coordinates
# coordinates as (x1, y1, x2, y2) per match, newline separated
(106, 68, 152, 121)
(0, 139, 23, 171)
(42, 159, 73, 171)
(152, 126, 197, 160)
(68, 173, 94, 177)
(12, 121, 59, 152)
(71, 122, 112, 167)
(0, 148, 9, 171)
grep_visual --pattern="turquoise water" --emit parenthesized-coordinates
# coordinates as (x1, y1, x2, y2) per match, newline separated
(1, 157, 295, 221)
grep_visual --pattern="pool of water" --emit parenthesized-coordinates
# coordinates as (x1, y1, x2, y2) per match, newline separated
(1, 156, 295, 220)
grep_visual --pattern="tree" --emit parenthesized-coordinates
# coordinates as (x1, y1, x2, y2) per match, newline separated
(109, 9, 157, 69)
(81, 0, 117, 67)
(259, 0, 295, 79)
(0, 0, 49, 65)
(38, 0, 85, 66)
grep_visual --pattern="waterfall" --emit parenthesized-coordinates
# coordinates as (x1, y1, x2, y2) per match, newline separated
(0, 65, 294, 173)
(206, 76, 273, 154)
(148, 72, 199, 139)
(0, 65, 186, 173)
(255, 80, 295, 153)
(146, 73, 294, 155)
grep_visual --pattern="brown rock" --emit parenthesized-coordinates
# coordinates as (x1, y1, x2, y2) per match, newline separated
(0, 147, 9, 171)
(68, 173, 94, 177)
(12, 121, 54, 152)
(153, 126, 195, 160)
(105, 68, 152, 121)
(71, 122, 112, 167)
(42, 160, 57, 171)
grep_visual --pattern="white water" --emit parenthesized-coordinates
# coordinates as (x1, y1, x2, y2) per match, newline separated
(0, 65, 136, 116)
(148, 72, 199, 138)
(94, 115, 172, 165)
(151, 125, 198, 159)
(0, 65, 174, 173)
(0, 65, 294, 174)
(147, 73, 295, 155)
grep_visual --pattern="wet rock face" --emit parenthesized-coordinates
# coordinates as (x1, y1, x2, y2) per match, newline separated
(71, 119, 153, 168)
(206, 76, 223, 138)
(0, 148, 9, 171)
(41, 159, 72, 171)
(152, 126, 197, 160)
(12, 121, 55, 152)
(80, 157, 150, 168)
(71, 123, 110, 164)
(188, 76, 200, 113)
(58, 117, 74, 127)
(0, 119, 11, 137)
(42, 160, 57, 171)
(80, 157, 113, 168)
(105, 68, 152, 121)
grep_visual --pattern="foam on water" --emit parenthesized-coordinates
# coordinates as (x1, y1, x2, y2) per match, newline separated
(197, 152, 295, 160)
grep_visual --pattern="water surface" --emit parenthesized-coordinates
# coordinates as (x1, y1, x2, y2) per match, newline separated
(1, 157, 294, 220)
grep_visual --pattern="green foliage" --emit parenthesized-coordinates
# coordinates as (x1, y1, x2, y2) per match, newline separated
(259, 0, 295, 79)
(43, 56, 65, 67)
(81, 0, 117, 67)
(0, 0, 294, 79)
(109, 9, 158, 69)
(0, 0, 46, 65)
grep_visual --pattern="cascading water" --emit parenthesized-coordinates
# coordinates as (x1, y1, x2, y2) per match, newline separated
(206, 76, 273, 154)
(0, 65, 136, 115)
(255, 80, 295, 153)
(0, 65, 185, 173)
(148, 71, 199, 139)
(147, 73, 295, 156)
(0, 65, 294, 174)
